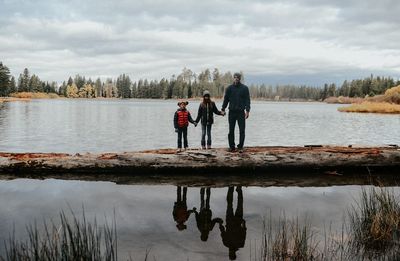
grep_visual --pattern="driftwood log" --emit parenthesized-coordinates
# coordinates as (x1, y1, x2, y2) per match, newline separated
(0, 146, 399, 186)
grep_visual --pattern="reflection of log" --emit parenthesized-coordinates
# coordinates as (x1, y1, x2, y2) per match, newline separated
(1, 146, 399, 180)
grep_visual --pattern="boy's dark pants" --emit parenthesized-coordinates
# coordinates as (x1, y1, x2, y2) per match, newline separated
(177, 127, 188, 148)
(201, 124, 212, 147)
(228, 110, 245, 149)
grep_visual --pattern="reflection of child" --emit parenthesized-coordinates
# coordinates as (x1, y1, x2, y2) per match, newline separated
(173, 186, 196, 231)
(173, 101, 197, 152)
(193, 188, 223, 241)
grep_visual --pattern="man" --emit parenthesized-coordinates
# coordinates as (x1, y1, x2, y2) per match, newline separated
(221, 72, 251, 153)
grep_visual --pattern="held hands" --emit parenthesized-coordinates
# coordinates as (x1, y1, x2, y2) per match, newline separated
(221, 110, 226, 116)
(194, 122, 198, 127)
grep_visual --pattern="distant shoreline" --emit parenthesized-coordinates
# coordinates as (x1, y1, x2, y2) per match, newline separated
(1, 92, 321, 103)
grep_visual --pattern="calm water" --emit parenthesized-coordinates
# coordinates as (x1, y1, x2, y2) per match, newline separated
(0, 99, 399, 153)
(1, 179, 398, 260)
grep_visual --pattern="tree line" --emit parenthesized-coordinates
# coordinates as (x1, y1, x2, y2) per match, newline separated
(1, 61, 399, 100)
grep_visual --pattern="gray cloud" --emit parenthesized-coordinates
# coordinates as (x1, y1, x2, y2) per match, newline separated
(1, 0, 400, 84)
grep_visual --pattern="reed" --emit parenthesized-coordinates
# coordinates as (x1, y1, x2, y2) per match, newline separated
(259, 215, 322, 260)
(348, 187, 400, 258)
(1, 210, 117, 261)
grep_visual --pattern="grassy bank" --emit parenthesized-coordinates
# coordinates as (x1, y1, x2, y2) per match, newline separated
(338, 101, 400, 114)
(338, 85, 400, 114)
(324, 96, 364, 104)
(0, 92, 59, 103)
(10, 92, 59, 99)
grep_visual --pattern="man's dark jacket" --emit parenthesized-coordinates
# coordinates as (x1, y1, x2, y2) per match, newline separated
(221, 83, 251, 112)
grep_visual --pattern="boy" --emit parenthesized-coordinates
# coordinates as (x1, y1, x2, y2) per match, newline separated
(173, 101, 197, 152)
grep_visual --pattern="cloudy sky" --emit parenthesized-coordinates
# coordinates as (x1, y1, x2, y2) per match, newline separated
(1, 0, 400, 85)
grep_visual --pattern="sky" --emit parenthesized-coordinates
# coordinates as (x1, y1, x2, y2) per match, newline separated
(1, 0, 400, 86)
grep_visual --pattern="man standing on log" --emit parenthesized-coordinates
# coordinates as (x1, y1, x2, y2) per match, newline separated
(221, 72, 251, 153)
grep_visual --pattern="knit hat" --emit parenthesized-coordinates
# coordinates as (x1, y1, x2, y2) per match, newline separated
(177, 100, 189, 106)
(203, 90, 210, 97)
(233, 72, 241, 80)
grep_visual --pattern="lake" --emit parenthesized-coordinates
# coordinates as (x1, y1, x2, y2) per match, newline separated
(0, 99, 399, 153)
(0, 100, 399, 260)
(1, 179, 399, 260)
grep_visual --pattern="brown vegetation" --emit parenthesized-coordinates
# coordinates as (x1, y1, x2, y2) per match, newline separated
(348, 187, 400, 258)
(324, 96, 364, 104)
(338, 102, 400, 114)
(339, 85, 400, 113)
(10, 92, 59, 99)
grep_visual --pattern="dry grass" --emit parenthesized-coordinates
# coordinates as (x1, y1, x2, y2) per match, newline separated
(10, 92, 59, 99)
(337, 86, 400, 113)
(338, 102, 400, 114)
(324, 96, 364, 104)
(348, 187, 400, 258)
(1, 210, 118, 261)
(368, 86, 400, 104)
(259, 216, 321, 261)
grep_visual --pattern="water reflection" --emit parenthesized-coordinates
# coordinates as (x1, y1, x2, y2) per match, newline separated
(193, 188, 223, 242)
(220, 186, 246, 260)
(173, 186, 195, 231)
(173, 186, 247, 260)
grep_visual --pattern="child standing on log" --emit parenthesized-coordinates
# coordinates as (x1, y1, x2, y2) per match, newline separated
(195, 90, 223, 149)
(174, 101, 197, 152)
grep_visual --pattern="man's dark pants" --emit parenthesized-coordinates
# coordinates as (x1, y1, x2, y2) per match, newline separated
(177, 127, 188, 148)
(228, 110, 245, 149)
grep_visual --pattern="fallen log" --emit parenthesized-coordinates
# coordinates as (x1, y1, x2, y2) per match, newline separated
(0, 146, 399, 179)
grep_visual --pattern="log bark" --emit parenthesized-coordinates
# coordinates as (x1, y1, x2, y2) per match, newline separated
(0, 146, 399, 179)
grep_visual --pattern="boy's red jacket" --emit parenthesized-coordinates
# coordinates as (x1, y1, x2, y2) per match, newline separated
(174, 108, 195, 128)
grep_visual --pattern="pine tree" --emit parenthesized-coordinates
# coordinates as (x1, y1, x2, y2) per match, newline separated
(21, 68, 30, 92)
(74, 75, 85, 90)
(95, 78, 102, 98)
(9, 76, 17, 94)
(67, 76, 73, 86)
(0, 62, 11, 96)
(29, 74, 43, 92)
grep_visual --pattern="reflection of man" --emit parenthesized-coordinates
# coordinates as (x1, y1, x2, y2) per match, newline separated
(219, 186, 246, 260)
(221, 72, 251, 153)
(173, 186, 195, 231)
(193, 188, 223, 241)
